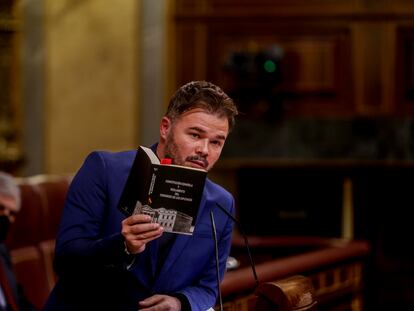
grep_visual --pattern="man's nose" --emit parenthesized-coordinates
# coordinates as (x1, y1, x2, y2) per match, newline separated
(196, 139, 209, 155)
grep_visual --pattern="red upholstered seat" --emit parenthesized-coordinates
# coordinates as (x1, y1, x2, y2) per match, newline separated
(6, 175, 71, 250)
(10, 246, 51, 310)
(5, 175, 71, 309)
(39, 239, 57, 291)
(6, 183, 45, 249)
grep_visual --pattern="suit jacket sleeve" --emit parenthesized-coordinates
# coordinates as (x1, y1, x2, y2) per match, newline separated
(53, 151, 129, 274)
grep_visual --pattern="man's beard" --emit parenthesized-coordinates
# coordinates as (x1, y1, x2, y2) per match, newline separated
(164, 132, 184, 166)
(164, 132, 209, 169)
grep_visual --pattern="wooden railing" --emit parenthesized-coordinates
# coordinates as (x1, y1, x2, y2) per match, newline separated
(219, 234, 370, 311)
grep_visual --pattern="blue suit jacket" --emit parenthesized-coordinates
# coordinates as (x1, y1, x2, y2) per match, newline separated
(43, 149, 235, 311)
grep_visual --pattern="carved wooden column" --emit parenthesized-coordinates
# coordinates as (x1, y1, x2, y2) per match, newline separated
(0, 0, 23, 173)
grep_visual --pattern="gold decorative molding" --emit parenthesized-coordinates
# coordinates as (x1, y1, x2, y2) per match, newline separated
(0, 0, 24, 173)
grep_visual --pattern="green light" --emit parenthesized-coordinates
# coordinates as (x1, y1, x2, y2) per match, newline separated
(264, 60, 276, 73)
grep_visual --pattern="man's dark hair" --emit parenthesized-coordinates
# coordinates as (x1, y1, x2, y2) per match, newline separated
(166, 81, 238, 131)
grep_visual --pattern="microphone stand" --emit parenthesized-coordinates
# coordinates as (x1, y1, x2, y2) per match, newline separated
(210, 203, 260, 311)
(215, 202, 259, 287)
(210, 211, 223, 311)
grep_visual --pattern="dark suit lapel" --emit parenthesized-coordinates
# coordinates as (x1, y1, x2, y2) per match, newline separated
(153, 234, 191, 286)
(130, 239, 159, 286)
(154, 195, 207, 286)
(149, 239, 159, 278)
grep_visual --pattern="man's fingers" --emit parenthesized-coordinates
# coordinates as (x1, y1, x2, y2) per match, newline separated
(121, 214, 164, 254)
(125, 228, 163, 254)
(128, 222, 161, 235)
(121, 215, 161, 236)
(130, 227, 163, 242)
(123, 214, 152, 225)
(139, 294, 181, 311)
(139, 294, 164, 307)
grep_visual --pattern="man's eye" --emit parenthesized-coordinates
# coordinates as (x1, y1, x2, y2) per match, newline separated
(190, 133, 199, 138)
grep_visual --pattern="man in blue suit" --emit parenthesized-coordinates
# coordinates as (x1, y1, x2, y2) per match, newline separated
(43, 81, 239, 311)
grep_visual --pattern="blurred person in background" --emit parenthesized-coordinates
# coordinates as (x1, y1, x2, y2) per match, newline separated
(0, 171, 37, 311)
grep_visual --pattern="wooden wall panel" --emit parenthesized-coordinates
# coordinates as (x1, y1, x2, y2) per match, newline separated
(174, 0, 414, 117)
(175, 23, 197, 84)
(177, 0, 359, 15)
(200, 22, 353, 116)
(175, 0, 414, 16)
(209, 29, 342, 93)
(396, 27, 414, 113)
(353, 24, 388, 114)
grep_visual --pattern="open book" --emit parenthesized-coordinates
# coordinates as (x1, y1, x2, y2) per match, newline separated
(117, 146, 207, 235)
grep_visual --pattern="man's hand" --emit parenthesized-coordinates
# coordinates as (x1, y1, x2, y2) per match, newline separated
(139, 294, 181, 311)
(122, 214, 163, 254)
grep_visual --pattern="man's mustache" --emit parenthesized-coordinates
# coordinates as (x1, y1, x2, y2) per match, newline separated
(186, 155, 209, 168)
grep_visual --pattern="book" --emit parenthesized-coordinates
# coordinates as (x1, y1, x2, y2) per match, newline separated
(117, 146, 207, 235)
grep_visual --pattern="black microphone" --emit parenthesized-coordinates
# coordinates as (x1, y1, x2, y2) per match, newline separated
(214, 202, 259, 287)
(210, 211, 223, 311)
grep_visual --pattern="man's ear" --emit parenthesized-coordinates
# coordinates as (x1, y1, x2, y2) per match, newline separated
(160, 117, 172, 140)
